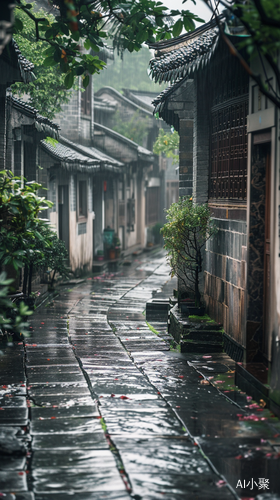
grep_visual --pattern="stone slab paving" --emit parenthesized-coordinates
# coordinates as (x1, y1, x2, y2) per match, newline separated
(0, 250, 280, 499)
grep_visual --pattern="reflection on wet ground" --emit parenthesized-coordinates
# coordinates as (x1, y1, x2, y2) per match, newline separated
(0, 250, 279, 499)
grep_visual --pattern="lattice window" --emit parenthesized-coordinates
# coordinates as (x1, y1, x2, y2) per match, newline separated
(210, 97, 248, 200)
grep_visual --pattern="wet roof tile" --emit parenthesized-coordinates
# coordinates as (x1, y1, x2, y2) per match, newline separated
(8, 95, 59, 138)
(41, 136, 122, 173)
(149, 19, 222, 84)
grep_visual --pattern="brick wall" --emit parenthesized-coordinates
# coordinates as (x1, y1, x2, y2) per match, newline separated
(179, 119, 193, 198)
(204, 219, 247, 346)
(55, 90, 81, 142)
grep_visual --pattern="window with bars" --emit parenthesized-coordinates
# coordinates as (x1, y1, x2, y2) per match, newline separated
(81, 77, 92, 116)
(210, 98, 248, 200)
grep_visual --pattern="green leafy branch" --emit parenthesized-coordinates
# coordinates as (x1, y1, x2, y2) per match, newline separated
(153, 128, 179, 164)
(13, 0, 204, 90)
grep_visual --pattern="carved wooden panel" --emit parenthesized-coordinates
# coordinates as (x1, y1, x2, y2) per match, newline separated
(210, 97, 248, 200)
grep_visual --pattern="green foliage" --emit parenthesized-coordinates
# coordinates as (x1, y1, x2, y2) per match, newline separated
(161, 197, 217, 307)
(146, 321, 160, 335)
(13, 0, 204, 89)
(112, 109, 149, 145)
(44, 235, 69, 288)
(0, 273, 32, 338)
(0, 170, 52, 275)
(94, 46, 166, 93)
(232, 0, 280, 60)
(153, 128, 179, 164)
(0, 171, 69, 339)
(12, 3, 75, 119)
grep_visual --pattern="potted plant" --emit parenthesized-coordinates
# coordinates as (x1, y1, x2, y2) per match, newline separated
(161, 197, 217, 315)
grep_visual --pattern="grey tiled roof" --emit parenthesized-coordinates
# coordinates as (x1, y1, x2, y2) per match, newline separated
(151, 79, 186, 129)
(41, 139, 100, 172)
(122, 89, 158, 113)
(8, 95, 59, 138)
(60, 137, 123, 169)
(41, 136, 122, 173)
(94, 122, 154, 160)
(95, 87, 154, 116)
(94, 95, 116, 112)
(12, 39, 35, 83)
(149, 19, 223, 84)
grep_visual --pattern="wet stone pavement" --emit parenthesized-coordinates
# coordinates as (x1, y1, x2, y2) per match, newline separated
(0, 249, 280, 500)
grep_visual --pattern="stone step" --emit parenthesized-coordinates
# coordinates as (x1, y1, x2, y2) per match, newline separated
(182, 330, 223, 342)
(92, 260, 108, 273)
(146, 312, 169, 322)
(146, 299, 170, 322)
(188, 322, 222, 331)
(146, 299, 170, 308)
(181, 340, 224, 353)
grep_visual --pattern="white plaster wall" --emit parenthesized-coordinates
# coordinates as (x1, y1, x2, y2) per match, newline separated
(69, 212, 94, 272)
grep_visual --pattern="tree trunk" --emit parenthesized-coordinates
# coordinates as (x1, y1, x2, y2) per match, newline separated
(194, 264, 200, 307)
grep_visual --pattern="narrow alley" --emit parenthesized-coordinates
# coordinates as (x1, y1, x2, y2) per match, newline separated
(0, 250, 280, 500)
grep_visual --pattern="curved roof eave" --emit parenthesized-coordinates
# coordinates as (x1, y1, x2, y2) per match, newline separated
(95, 86, 154, 117)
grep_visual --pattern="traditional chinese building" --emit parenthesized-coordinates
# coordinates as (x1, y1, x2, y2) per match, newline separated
(149, 18, 280, 416)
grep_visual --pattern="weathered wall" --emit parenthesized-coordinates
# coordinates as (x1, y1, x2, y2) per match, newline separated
(204, 219, 247, 347)
(39, 149, 95, 272)
(54, 90, 81, 142)
(179, 119, 193, 199)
